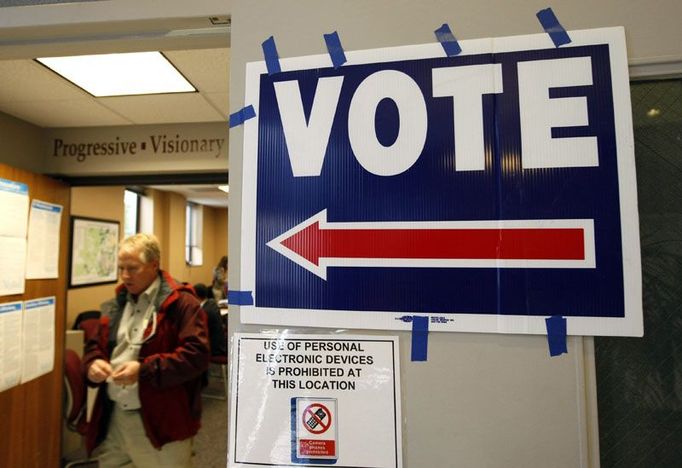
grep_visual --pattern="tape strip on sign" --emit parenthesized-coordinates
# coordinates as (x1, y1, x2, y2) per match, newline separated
(434, 23, 462, 57)
(262, 35, 281, 75)
(545, 315, 568, 357)
(536, 7, 571, 47)
(229, 105, 256, 128)
(228, 290, 254, 306)
(411, 315, 429, 361)
(324, 31, 347, 69)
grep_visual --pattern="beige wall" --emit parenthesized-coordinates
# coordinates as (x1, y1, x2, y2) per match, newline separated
(165, 191, 229, 286)
(0, 110, 45, 173)
(67, 185, 228, 326)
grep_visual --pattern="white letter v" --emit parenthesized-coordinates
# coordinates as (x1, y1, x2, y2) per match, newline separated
(274, 76, 344, 177)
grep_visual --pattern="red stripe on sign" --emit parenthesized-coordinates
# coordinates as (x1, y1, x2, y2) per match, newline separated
(299, 439, 336, 457)
(282, 222, 585, 265)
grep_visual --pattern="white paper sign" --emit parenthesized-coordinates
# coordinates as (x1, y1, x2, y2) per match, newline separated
(0, 237, 26, 296)
(0, 178, 29, 296)
(26, 200, 63, 279)
(0, 178, 29, 238)
(21, 297, 55, 383)
(229, 333, 402, 467)
(0, 301, 23, 392)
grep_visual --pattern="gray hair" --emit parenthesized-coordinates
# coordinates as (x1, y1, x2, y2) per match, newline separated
(119, 233, 161, 264)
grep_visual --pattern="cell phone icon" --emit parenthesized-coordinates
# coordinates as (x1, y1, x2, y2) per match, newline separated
(306, 408, 327, 430)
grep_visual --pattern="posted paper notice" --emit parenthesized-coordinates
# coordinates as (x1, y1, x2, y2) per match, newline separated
(21, 297, 55, 383)
(26, 200, 63, 279)
(0, 301, 23, 392)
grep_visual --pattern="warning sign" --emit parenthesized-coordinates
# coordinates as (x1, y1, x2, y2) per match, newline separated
(293, 398, 338, 462)
(302, 403, 332, 434)
(228, 334, 402, 467)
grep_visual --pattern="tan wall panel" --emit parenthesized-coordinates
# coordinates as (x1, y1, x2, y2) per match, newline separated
(70, 186, 125, 220)
(0, 111, 46, 173)
(162, 196, 227, 286)
(214, 207, 228, 262)
(200, 206, 228, 288)
(67, 284, 116, 326)
(166, 192, 187, 279)
(150, 189, 171, 270)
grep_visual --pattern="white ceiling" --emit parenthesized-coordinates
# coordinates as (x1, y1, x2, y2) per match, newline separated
(0, 37, 231, 208)
(0, 47, 230, 127)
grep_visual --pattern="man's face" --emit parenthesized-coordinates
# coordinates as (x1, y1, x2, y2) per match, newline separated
(118, 249, 159, 296)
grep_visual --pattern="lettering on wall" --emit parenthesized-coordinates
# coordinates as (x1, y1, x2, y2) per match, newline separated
(51, 134, 225, 162)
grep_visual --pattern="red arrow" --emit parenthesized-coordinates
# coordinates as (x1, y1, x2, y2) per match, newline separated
(267, 210, 595, 279)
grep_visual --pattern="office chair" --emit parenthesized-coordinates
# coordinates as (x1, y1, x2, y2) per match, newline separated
(203, 325, 228, 400)
(63, 349, 86, 433)
(204, 354, 228, 400)
(72, 310, 101, 336)
(63, 350, 98, 467)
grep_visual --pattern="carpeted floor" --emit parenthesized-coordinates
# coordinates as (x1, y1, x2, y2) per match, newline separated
(194, 365, 229, 468)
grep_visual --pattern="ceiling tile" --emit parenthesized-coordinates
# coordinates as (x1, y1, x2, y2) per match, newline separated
(204, 92, 229, 118)
(99, 92, 225, 124)
(165, 48, 229, 93)
(0, 99, 131, 128)
(0, 59, 87, 103)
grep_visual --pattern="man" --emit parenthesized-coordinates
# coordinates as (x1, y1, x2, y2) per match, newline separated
(193, 283, 227, 356)
(83, 233, 209, 467)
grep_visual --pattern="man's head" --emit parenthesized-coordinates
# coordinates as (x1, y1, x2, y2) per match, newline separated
(118, 233, 161, 295)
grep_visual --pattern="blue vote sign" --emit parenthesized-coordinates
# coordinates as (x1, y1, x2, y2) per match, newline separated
(238, 27, 642, 336)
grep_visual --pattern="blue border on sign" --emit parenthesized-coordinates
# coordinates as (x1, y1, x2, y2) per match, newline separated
(254, 44, 623, 319)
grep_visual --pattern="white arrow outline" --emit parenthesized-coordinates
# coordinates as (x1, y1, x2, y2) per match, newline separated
(267, 210, 596, 280)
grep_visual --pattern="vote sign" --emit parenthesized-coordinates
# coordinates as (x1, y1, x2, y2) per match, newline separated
(239, 27, 642, 336)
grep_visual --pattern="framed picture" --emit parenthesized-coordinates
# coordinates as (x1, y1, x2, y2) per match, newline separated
(69, 216, 120, 288)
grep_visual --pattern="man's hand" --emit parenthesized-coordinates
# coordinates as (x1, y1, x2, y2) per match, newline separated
(87, 359, 113, 383)
(111, 361, 141, 386)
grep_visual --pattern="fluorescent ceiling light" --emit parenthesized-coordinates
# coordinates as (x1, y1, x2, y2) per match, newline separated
(218, 185, 230, 193)
(36, 52, 195, 97)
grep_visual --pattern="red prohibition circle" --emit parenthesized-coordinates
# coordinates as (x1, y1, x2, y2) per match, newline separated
(301, 403, 332, 435)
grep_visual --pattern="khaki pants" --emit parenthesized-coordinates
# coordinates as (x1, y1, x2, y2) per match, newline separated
(96, 406, 193, 468)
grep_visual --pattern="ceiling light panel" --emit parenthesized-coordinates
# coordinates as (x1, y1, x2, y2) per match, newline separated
(36, 52, 196, 97)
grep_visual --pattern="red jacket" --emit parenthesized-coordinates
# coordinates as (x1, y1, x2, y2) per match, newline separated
(82, 271, 210, 453)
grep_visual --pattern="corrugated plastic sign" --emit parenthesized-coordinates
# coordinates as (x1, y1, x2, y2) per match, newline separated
(238, 27, 642, 336)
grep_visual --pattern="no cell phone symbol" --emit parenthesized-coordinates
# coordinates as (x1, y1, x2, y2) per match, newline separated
(303, 403, 332, 435)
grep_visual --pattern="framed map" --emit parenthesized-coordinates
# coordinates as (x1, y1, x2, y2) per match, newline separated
(69, 216, 119, 288)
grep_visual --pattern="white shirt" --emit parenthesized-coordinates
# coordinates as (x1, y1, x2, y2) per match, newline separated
(107, 276, 160, 410)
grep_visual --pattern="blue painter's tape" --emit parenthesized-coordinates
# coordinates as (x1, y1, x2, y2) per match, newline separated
(545, 315, 568, 357)
(411, 315, 429, 361)
(434, 23, 462, 57)
(229, 105, 256, 128)
(262, 35, 281, 75)
(323, 31, 347, 69)
(536, 7, 571, 47)
(227, 290, 254, 306)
